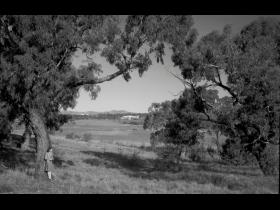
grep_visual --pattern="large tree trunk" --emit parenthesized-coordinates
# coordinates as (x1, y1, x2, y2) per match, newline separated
(21, 124, 32, 150)
(29, 108, 51, 178)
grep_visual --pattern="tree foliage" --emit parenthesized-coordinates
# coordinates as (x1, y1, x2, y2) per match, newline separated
(0, 102, 14, 142)
(0, 15, 196, 175)
(0, 15, 195, 124)
(145, 17, 280, 175)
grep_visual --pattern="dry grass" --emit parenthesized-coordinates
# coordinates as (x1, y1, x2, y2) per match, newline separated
(0, 169, 90, 194)
(1, 119, 278, 194)
(59, 119, 151, 143)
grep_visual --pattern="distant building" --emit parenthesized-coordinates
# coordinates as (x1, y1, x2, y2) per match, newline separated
(121, 115, 140, 120)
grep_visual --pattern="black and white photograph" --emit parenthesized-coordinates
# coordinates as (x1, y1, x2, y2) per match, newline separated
(0, 15, 279, 194)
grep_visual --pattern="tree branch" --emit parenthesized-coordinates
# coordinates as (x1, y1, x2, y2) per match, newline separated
(166, 69, 219, 126)
(165, 68, 193, 89)
(214, 66, 222, 84)
(68, 68, 128, 88)
(56, 48, 70, 69)
(206, 64, 240, 104)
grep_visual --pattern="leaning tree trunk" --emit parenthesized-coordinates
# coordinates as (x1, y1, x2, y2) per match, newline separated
(21, 124, 32, 150)
(29, 108, 51, 178)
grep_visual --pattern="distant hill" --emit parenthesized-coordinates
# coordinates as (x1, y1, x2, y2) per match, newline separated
(61, 110, 139, 116)
(61, 109, 147, 122)
(60, 111, 91, 115)
(105, 110, 129, 114)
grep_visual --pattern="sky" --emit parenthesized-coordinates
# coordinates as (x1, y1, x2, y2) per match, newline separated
(68, 15, 280, 113)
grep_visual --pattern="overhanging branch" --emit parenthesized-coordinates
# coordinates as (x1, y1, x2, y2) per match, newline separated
(68, 68, 128, 88)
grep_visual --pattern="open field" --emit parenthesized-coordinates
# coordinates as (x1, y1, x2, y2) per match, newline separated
(57, 119, 151, 145)
(0, 119, 278, 194)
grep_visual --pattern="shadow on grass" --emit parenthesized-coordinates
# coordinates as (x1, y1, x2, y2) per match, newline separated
(80, 150, 274, 192)
(53, 156, 75, 169)
(0, 146, 35, 171)
(0, 134, 38, 173)
(115, 143, 153, 152)
(0, 139, 74, 173)
(81, 150, 150, 172)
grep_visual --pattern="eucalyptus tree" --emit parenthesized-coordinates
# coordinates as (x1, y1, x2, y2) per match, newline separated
(171, 17, 280, 175)
(0, 15, 196, 176)
(144, 17, 280, 175)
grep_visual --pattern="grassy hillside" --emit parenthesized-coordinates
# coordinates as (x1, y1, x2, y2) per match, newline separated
(0, 119, 278, 194)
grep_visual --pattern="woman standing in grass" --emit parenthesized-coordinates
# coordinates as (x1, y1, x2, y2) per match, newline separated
(45, 147, 54, 180)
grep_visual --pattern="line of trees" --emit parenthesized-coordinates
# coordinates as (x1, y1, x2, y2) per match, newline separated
(65, 113, 147, 120)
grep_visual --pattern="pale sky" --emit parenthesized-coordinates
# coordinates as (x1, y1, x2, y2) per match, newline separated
(68, 15, 280, 113)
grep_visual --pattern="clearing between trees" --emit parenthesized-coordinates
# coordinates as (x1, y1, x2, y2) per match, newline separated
(0, 119, 278, 194)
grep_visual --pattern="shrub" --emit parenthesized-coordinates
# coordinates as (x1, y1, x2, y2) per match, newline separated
(153, 145, 183, 171)
(220, 138, 256, 166)
(156, 145, 180, 162)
